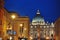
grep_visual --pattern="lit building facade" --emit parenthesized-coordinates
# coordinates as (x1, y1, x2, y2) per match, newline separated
(14, 16, 29, 40)
(0, 0, 6, 40)
(0, 1, 30, 39)
(3, 12, 19, 40)
(55, 18, 60, 40)
(4, 12, 30, 40)
(29, 10, 55, 40)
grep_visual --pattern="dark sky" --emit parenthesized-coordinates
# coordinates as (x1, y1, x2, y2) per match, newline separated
(4, 0, 60, 23)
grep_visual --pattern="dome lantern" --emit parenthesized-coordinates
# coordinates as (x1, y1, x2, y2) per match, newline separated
(36, 10, 40, 15)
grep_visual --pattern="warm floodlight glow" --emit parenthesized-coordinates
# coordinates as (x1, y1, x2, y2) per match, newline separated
(24, 28, 27, 31)
(11, 15, 16, 19)
(46, 37, 49, 39)
(10, 36, 12, 40)
(19, 24, 23, 27)
(30, 36, 33, 39)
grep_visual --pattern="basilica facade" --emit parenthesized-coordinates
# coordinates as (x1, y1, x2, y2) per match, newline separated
(29, 10, 55, 40)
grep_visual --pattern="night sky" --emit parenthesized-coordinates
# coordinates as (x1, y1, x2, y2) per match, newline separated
(4, 0, 60, 23)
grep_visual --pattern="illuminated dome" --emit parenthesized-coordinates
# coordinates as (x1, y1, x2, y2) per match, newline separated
(32, 10, 45, 25)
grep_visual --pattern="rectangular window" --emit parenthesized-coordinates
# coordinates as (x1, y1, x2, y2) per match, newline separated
(19, 23, 24, 33)
(7, 30, 12, 35)
(20, 26, 24, 33)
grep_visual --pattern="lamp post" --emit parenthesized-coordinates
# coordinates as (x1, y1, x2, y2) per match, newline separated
(11, 14, 16, 40)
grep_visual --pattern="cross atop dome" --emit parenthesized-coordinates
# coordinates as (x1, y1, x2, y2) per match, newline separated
(36, 10, 40, 15)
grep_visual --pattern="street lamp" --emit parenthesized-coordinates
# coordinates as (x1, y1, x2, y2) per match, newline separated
(46, 36, 49, 40)
(11, 14, 16, 20)
(30, 36, 33, 40)
(19, 24, 23, 27)
(11, 14, 16, 40)
(10, 36, 13, 40)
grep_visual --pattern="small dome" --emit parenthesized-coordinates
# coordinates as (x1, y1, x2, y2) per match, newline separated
(32, 10, 44, 23)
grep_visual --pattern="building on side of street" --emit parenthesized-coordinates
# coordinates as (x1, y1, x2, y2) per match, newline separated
(13, 16, 30, 40)
(3, 11, 30, 40)
(55, 18, 60, 40)
(0, 1, 30, 40)
(0, 0, 6, 40)
(3, 11, 19, 40)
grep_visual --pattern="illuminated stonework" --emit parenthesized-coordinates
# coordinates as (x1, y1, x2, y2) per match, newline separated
(30, 10, 55, 40)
